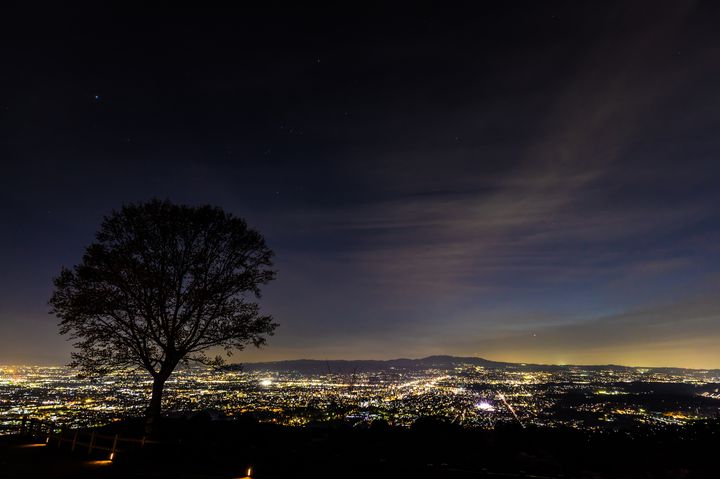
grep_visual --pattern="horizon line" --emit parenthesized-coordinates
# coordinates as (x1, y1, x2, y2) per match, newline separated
(3, 354, 719, 372)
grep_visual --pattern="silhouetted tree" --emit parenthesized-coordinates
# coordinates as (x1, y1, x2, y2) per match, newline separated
(50, 199, 277, 434)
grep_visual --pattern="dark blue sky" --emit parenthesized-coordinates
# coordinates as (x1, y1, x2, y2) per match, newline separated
(2, 3, 720, 367)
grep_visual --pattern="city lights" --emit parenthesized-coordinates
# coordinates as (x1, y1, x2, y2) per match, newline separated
(476, 401, 495, 412)
(1, 363, 718, 434)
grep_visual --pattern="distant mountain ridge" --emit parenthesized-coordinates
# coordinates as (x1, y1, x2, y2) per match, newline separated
(230, 355, 715, 375)
(233, 355, 506, 375)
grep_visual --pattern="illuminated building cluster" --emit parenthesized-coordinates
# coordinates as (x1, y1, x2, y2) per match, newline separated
(1, 363, 718, 433)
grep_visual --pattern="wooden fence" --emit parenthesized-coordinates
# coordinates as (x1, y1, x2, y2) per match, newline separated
(4, 417, 564, 478)
(5, 415, 161, 461)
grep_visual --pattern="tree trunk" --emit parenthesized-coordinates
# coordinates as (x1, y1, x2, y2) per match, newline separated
(145, 376, 166, 436)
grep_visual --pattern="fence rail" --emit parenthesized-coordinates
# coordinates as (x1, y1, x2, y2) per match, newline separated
(4, 415, 161, 461)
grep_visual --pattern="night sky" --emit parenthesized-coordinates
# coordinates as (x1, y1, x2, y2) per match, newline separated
(2, 3, 720, 368)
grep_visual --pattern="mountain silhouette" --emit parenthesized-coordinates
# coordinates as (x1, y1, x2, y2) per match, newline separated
(229, 355, 715, 375)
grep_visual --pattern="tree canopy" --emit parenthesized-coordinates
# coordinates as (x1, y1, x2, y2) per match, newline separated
(49, 199, 277, 431)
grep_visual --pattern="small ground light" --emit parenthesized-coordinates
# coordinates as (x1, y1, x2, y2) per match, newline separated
(232, 466, 252, 479)
(109, 452, 115, 461)
(45, 437, 49, 444)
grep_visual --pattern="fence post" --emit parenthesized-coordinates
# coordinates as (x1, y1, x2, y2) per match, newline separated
(57, 427, 64, 448)
(27, 419, 34, 438)
(88, 431, 95, 454)
(141, 435, 146, 448)
(20, 415, 27, 436)
(71, 430, 78, 451)
(110, 434, 118, 460)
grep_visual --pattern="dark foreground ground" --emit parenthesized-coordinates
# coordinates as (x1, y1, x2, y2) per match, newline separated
(2, 417, 720, 478)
